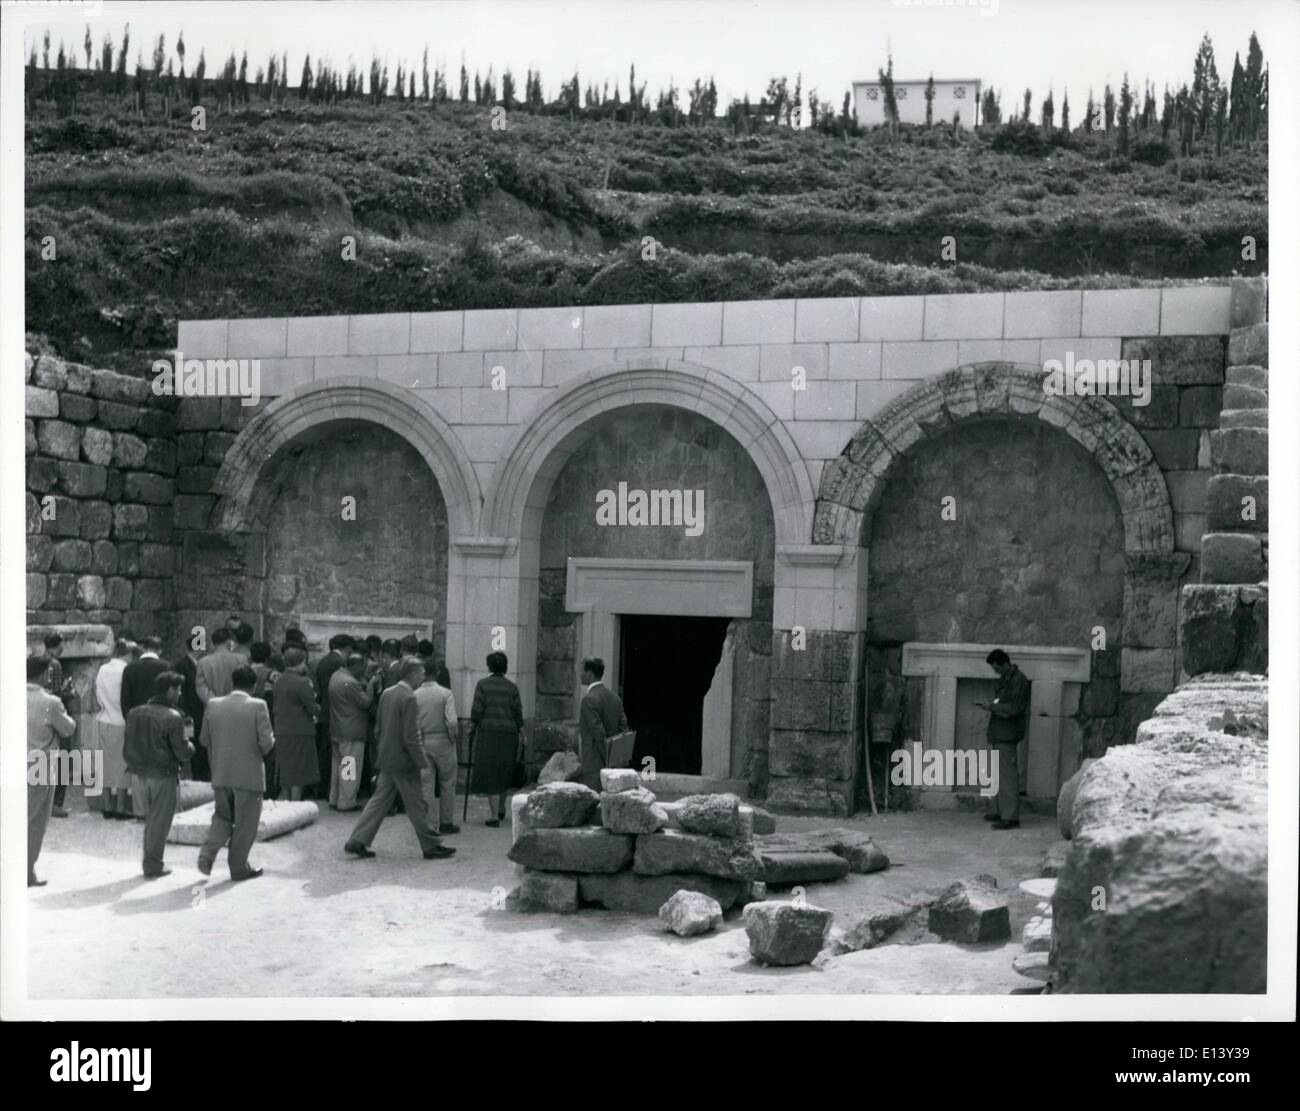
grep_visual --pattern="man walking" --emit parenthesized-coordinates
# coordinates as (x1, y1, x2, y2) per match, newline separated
(344, 659, 455, 861)
(977, 648, 1032, 831)
(198, 666, 274, 881)
(28, 656, 77, 886)
(328, 653, 374, 812)
(577, 657, 629, 792)
(415, 658, 461, 835)
(123, 671, 194, 878)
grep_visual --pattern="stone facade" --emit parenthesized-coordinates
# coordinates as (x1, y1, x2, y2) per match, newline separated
(26, 282, 1257, 814)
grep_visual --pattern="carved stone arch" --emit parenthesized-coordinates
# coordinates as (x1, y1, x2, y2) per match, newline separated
(812, 362, 1174, 553)
(211, 376, 481, 538)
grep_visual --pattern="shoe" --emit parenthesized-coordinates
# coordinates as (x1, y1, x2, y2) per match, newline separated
(28, 876, 47, 887)
(423, 845, 456, 859)
(52, 807, 69, 818)
(143, 868, 173, 880)
(115, 812, 135, 821)
(344, 840, 376, 859)
(103, 811, 117, 821)
(232, 867, 264, 881)
(992, 820, 1021, 831)
(983, 813, 1001, 822)
(484, 818, 500, 828)
(439, 823, 461, 835)
(197, 857, 212, 876)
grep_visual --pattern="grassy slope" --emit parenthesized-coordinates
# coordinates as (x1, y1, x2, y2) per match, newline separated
(25, 95, 1267, 370)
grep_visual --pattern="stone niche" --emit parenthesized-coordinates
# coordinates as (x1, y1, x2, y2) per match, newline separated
(901, 641, 1090, 802)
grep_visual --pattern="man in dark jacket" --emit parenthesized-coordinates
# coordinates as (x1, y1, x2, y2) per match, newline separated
(124, 671, 195, 878)
(977, 648, 1032, 830)
(120, 636, 171, 717)
(314, 634, 352, 799)
(578, 657, 629, 791)
(344, 659, 454, 860)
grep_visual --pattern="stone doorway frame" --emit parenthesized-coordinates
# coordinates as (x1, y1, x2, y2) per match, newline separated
(901, 641, 1091, 801)
(566, 556, 753, 778)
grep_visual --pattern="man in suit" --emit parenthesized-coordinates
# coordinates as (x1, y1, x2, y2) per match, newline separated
(197, 627, 243, 705)
(578, 656, 629, 791)
(976, 648, 1032, 831)
(314, 634, 352, 799)
(173, 639, 208, 781)
(344, 659, 455, 860)
(28, 655, 77, 886)
(197, 666, 275, 881)
(123, 671, 194, 879)
(328, 653, 375, 812)
(121, 636, 171, 716)
(38, 632, 77, 818)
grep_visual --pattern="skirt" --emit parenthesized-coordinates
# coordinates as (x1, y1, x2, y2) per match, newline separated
(276, 732, 320, 788)
(93, 719, 132, 790)
(469, 728, 518, 796)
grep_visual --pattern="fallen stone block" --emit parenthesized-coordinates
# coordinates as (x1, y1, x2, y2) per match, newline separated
(537, 751, 582, 785)
(633, 829, 763, 881)
(600, 786, 668, 834)
(750, 806, 777, 834)
(659, 890, 724, 937)
(1057, 759, 1097, 839)
(508, 827, 634, 873)
(578, 871, 746, 913)
(1013, 951, 1051, 981)
(674, 793, 743, 838)
(755, 828, 889, 873)
(600, 768, 640, 793)
(519, 781, 600, 829)
(517, 869, 579, 914)
(168, 799, 318, 845)
(760, 850, 851, 886)
(177, 779, 215, 812)
(927, 878, 1011, 944)
(742, 901, 834, 966)
(822, 894, 934, 956)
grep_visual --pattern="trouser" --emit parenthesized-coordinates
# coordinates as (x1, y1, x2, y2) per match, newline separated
(348, 770, 440, 854)
(419, 734, 458, 828)
(330, 736, 366, 811)
(994, 742, 1021, 822)
(28, 782, 55, 881)
(137, 773, 178, 876)
(199, 787, 263, 879)
(52, 727, 75, 810)
(314, 723, 332, 798)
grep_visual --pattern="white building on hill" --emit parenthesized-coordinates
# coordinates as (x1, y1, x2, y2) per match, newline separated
(852, 78, 982, 127)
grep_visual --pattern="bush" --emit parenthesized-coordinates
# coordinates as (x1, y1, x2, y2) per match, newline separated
(1131, 136, 1172, 165)
(990, 120, 1051, 157)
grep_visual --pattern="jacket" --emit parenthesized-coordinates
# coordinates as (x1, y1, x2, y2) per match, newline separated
(579, 682, 629, 780)
(201, 690, 275, 792)
(273, 670, 320, 736)
(124, 697, 194, 778)
(376, 681, 425, 776)
(328, 669, 373, 742)
(196, 648, 243, 704)
(469, 674, 524, 737)
(121, 655, 170, 717)
(28, 683, 77, 754)
(315, 651, 346, 730)
(986, 666, 1032, 744)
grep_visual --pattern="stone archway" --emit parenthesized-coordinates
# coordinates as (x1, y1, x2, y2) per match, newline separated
(213, 377, 480, 537)
(809, 362, 1185, 808)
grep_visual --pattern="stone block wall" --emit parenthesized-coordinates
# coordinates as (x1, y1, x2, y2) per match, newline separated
(25, 353, 181, 646)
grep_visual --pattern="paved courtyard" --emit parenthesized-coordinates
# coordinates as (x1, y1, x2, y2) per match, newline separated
(27, 795, 1058, 1000)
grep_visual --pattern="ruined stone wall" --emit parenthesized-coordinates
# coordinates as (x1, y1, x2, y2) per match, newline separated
(533, 406, 774, 785)
(25, 352, 180, 647)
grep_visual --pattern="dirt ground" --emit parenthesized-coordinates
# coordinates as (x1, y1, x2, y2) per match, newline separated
(27, 792, 1058, 999)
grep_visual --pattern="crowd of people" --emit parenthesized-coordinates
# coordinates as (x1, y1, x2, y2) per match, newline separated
(26, 615, 533, 885)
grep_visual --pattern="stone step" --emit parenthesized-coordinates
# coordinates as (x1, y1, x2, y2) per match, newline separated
(1223, 384, 1268, 410)
(1013, 951, 1052, 981)
(1226, 364, 1268, 389)
(1206, 474, 1267, 532)
(1200, 532, 1265, 584)
(1228, 322, 1268, 368)
(1219, 409, 1268, 429)
(1210, 427, 1268, 475)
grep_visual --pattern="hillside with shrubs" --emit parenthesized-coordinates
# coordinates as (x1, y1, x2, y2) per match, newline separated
(24, 31, 1268, 370)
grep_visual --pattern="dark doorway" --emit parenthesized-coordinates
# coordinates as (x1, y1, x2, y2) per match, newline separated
(618, 615, 732, 775)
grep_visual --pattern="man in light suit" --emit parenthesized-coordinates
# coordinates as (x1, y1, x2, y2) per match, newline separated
(197, 666, 275, 881)
(328, 653, 374, 812)
(197, 627, 243, 705)
(578, 657, 629, 791)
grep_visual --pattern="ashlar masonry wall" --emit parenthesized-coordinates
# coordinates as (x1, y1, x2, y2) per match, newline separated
(42, 279, 1250, 814)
